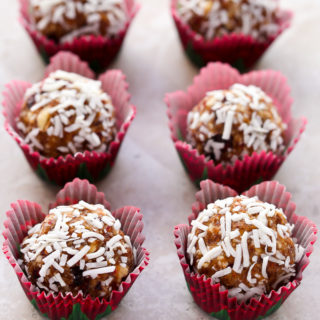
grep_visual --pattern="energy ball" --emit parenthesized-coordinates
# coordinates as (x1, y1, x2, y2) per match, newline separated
(17, 70, 117, 159)
(30, 0, 128, 43)
(187, 195, 304, 302)
(187, 84, 286, 164)
(21, 201, 134, 299)
(178, 0, 280, 41)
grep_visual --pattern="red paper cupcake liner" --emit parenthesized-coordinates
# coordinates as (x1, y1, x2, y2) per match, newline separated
(171, 0, 293, 71)
(2, 51, 136, 186)
(174, 180, 317, 320)
(19, 0, 140, 73)
(2, 178, 150, 320)
(165, 62, 307, 192)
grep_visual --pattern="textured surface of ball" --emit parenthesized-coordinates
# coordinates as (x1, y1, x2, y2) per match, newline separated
(187, 84, 286, 164)
(21, 201, 134, 299)
(187, 195, 304, 302)
(17, 70, 116, 158)
(30, 0, 128, 43)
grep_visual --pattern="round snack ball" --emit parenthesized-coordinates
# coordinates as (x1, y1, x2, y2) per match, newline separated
(187, 195, 304, 302)
(187, 83, 286, 164)
(178, 0, 280, 41)
(30, 0, 128, 43)
(21, 201, 134, 299)
(17, 70, 117, 158)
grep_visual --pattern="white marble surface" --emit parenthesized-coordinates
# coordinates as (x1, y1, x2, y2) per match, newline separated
(0, 0, 319, 319)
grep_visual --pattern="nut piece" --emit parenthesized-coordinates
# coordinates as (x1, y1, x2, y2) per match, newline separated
(37, 107, 50, 130)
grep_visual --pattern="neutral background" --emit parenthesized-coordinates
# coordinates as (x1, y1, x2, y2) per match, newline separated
(0, 0, 319, 319)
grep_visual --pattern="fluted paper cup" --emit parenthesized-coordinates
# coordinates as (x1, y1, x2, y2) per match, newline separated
(165, 62, 307, 192)
(2, 52, 136, 186)
(171, 0, 292, 71)
(19, 0, 140, 72)
(2, 178, 150, 320)
(174, 180, 317, 319)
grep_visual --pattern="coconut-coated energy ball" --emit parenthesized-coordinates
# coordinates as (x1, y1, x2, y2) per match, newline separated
(187, 84, 286, 164)
(178, 0, 281, 41)
(30, 0, 128, 43)
(17, 70, 117, 159)
(187, 195, 304, 302)
(21, 201, 134, 299)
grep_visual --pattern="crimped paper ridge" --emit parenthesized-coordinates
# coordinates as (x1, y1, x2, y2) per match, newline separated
(174, 180, 317, 319)
(3, 178, 150, 320)
(165, 62, 307, 192)
(2, 52, 136, 185)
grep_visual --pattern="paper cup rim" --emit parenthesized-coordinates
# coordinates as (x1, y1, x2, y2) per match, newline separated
(19, 0, 141, 47)
(174, 179, 317, 309)
(165, 62, 307, 173)
(2, 51, 137, 166)
(2, 178, 150, 305)
(170, 0, 293, 47)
